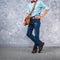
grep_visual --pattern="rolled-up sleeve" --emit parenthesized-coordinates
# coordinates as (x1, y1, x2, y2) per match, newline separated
(40, 1, 49, 10)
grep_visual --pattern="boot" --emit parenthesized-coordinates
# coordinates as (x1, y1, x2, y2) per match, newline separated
(38, 42, 44, 53)
(32, 47, 37, 53)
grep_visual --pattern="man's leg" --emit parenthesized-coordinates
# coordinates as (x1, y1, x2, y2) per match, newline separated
(26, 20, 42, 48)
(33, 19, 44, 53)
(26, 22, 38, 48)
(26, 22, 38, 53)
(33, 20, 43, 48)
(26, 19, 44, 53)
(26, 23, 34, 42)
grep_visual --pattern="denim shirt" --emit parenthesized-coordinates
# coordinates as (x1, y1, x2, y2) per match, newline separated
(26, 0, 49, 17)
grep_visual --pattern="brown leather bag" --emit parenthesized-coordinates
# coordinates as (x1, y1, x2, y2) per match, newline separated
(24, 2, 37, 26)
(24, 15, 31, 26)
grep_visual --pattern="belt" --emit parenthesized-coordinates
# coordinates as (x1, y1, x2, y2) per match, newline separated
(30, 16, 40, 20)
(30, 16, 35, 19)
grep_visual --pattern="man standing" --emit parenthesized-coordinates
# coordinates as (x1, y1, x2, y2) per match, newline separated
(24, 0, 49, 53)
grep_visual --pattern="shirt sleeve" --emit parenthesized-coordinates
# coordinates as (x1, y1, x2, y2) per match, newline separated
(26, 4, 30, 14)
(40, 1, 49, 10)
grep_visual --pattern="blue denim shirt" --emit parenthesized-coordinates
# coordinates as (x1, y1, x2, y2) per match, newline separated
(26, 0, 49, 17)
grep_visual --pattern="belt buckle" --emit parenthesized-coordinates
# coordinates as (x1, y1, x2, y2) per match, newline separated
(32, 16, 35, 19)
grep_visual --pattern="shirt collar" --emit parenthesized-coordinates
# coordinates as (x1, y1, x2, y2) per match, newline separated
(31, 0, 38, 3)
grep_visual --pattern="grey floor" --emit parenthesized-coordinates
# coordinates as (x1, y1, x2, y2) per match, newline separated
(0, 46, 60, 60)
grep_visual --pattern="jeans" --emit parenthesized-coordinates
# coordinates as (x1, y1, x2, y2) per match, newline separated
(26, 17, 43, 48)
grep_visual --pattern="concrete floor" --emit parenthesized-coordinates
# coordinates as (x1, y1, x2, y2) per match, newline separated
(0, 46, 60, 60)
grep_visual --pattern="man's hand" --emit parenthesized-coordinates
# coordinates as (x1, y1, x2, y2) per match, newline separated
(25, 14, 29, 18)
(35, 16, 44, 19)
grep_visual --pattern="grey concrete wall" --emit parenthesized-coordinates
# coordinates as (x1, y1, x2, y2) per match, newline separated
(0, 0, 60, 47)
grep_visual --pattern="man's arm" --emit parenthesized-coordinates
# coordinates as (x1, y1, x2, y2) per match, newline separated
(40, 10, 49, 19)
(35, 0, 49, 19)
(35, 10, 49, 19)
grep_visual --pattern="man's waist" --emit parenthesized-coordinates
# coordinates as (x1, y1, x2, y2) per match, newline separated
(30, 16, 40, 19)
(30, 16, 35, 19)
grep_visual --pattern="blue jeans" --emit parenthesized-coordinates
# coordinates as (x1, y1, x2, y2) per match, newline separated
(26, 17, 43, 48)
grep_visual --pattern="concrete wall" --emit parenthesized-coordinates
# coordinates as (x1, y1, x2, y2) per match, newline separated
(0, 0, 60, 47)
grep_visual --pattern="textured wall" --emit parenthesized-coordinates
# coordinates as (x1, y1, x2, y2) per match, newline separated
(0, 0, 60, 46)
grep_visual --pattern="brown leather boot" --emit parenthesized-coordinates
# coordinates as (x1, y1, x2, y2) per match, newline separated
(38, 42, 44, 53)
(32, 47, 37, 53)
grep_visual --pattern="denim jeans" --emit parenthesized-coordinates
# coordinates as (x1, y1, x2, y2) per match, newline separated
(26, 17, 43, 48)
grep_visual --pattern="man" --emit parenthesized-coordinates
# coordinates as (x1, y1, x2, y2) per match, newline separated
(24, 0, 49, 53)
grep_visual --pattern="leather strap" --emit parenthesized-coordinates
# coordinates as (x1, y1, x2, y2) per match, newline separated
(29, 1, 37, 16)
